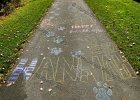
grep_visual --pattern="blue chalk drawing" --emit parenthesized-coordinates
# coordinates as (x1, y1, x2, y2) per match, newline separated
(8, 59, 28, 83)
(53, 36, 64, 44)
(71, 50, 83, 58)
(24, 58, 38, 81)
(46, 31, 55, 37)
(8, 58, 38, 83)
(93, 82, 113, 100)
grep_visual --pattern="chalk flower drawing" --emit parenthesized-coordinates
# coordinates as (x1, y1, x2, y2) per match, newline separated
(46, 31, 55, 37)
(50, 47, 63, 56)
(53, 37, 64, 44)
(71, 50, 83, 58)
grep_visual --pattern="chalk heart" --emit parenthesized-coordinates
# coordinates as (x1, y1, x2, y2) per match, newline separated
(93, 82, 113, 100)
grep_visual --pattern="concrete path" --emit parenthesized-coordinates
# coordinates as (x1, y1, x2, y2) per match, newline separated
(0, 0, 140, 100)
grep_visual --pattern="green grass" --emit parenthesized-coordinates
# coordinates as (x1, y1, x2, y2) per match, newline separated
(85, 0, 140, 71)
(0, 0, 53, 74)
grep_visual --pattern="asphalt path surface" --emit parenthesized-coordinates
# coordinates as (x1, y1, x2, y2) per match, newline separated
(0, 0, 140, 100)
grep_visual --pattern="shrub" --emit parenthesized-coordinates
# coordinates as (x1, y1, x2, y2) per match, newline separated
(11, 0, 21, 8)
(0, 0, 21, 16)
(0, 8, 5, 16)
(134, 0, 140, 3)
(4, 2, 15, 15)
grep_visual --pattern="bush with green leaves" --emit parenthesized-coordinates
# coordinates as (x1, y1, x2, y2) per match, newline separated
(4, 2, 15, 15)
(11, 0, 21, 8)
(0, 0, 21, 16)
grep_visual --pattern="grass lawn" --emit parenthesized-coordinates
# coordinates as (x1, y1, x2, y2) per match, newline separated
(0, 0, 53, 76)
(85, 0, 140, 71)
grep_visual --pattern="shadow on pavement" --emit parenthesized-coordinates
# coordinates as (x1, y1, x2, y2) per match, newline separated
(134, 0, 140, 3)
(0, 74, 27, 100)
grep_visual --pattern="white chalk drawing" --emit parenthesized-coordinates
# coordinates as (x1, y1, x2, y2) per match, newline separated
(71, 25, 93, 29)
(33, 53, 136, 86)
(93, 82, 113, 100)
(58, 26, 65, 31)
(50, 47, 63, 56)
(70, 24, 104, 33)
(70, 29, 104, 33)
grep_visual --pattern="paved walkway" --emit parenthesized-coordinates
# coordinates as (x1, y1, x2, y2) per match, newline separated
(0, 0, 140, 100)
